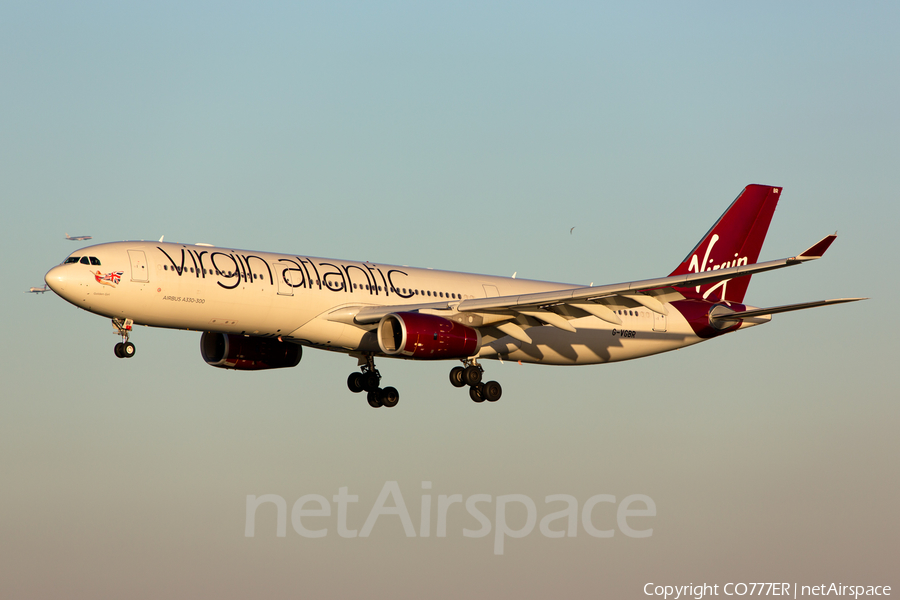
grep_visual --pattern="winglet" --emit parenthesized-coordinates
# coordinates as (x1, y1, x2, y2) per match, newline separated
(793, 234, 837, 262)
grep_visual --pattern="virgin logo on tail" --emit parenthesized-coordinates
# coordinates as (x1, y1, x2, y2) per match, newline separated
(687, 235, 748, 301)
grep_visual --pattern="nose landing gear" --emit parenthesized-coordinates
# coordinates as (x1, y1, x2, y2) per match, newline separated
(450, 361, 502, 403)
(348, 355, 399, 408)
(112, 318, 136, 359)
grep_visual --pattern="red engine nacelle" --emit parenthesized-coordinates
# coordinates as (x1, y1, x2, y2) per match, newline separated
(377, 312, 481, 359)
(200, 332, 302, 370)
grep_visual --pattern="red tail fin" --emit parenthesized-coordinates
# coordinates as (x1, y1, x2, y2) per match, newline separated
(669, 184, 781, 303)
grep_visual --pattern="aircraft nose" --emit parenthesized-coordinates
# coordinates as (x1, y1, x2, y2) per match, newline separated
(45, 265, 67, 294)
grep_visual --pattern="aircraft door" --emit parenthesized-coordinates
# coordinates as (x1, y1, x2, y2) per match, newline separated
(653, 312, 667, 332)
(275, 261, 294, 296)
(128, 250, 149, 283)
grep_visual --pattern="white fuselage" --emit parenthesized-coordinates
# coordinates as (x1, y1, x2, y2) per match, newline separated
(45, 241, 761, 366)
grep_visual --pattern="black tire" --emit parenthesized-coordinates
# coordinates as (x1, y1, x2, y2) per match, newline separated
(463, 365, 482, 386)
(483, 380, 502, 402)
(114, 342, 124, 358)
(469, 384, 485, 403)
(381, 386, 399, 408)
(367, 390, 383, 408)
(449, 366, 466, 388)
(347, 372, 364, 393)
(362, 372, 380, 392)
(122, 342, 136, 358)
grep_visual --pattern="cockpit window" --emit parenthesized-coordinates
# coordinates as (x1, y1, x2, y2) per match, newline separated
(64, 257, 80, 264)
(80, 257, 90, 264)
(89, 257, 101, 265)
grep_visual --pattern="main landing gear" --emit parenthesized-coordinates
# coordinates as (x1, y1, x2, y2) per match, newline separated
(347, 355, 399, 408)
(449, 360, 502, 403)
(347, 357, 502, 408)
(112, 318, 136, 359)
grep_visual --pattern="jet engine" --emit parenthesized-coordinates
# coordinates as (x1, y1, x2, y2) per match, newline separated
(200, 332, 302, 370)
(377, 312, 481, 359)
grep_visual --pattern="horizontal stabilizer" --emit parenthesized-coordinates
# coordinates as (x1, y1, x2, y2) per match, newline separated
(714, 297, 867, 321)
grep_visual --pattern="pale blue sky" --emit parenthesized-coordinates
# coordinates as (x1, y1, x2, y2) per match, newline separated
(2, 2, 897, 598)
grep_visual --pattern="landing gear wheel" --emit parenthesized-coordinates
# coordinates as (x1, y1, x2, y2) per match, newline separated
(347, 372, 364, 393)
(381, 386, 399, 408)
(483, 380, 502, 402)
(367, 391, 383, 408)
(463, 365, 482, 386)
(469, 384, 485, 403)
(362, 372, 380, 392)
(449, 366, 466, 388)
(112, 318, 135, 358)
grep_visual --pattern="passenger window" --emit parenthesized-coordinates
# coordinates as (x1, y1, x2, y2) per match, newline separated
(90, 257, 101, 265)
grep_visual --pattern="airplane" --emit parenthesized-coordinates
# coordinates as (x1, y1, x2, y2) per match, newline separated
(26, 285, 49, 294)
(66, 233, 92, 241)
(44, 185, 864, 408)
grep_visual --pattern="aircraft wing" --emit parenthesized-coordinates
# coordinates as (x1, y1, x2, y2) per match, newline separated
(351, 235, 843, 330)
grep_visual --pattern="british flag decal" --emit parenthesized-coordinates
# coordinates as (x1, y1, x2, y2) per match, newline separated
(92, 270, 124, 287)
